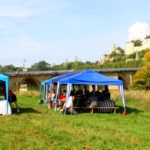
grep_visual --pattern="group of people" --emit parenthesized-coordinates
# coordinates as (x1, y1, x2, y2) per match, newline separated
(48, 85, 111, 114)
(0, 84, 20, 113)
(48, 90, 75, 112)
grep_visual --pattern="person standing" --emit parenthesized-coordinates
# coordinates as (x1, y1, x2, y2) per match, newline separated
(2, 86, 20, 113)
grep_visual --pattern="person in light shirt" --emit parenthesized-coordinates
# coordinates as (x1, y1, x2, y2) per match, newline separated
(60, 91, 75, 112)
(51, 90, 55, 99)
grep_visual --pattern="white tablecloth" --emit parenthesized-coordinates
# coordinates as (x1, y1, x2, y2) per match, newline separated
(0, 100, 12, 116)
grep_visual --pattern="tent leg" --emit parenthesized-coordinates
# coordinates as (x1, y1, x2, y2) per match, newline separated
(120, 85, 126, 115)
(65, 83, 72, 113)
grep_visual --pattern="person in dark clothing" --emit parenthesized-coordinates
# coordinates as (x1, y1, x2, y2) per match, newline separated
(1, 86, 20, 113)
(102, 86, 110, 100)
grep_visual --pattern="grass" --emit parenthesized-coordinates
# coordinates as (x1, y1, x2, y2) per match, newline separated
(0, 90, 150, 150)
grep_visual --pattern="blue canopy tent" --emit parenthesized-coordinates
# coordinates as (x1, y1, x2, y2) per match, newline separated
(39, 80, 47, 103)
(39, 73, 72, 104)
(0, 74, 9, 114)
(52, 71, 81, 110)
(57, 69, 126, 113)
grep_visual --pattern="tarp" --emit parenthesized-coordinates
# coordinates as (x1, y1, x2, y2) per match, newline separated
(51, 71, 81, 84)
(59, 69, 123, 86)
(45, 73, 72, 85)
(0, 74, 9, 114)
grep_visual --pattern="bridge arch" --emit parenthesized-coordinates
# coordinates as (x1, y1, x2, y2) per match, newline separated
(118, 74, 128, 89)
(18, 77, 41, 91)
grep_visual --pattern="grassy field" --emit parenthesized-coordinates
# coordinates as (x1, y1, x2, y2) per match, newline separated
(0, 91, 150, 150)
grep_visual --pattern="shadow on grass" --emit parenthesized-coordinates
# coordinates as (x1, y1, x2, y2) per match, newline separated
(12, 107, 41, 115)
(72, 105, 143, 115)
(116, 105, 143, 115)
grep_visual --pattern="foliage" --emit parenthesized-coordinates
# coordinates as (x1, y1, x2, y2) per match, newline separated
(128, 49, 149, 59)
(0, 64, 22, 72)
(138, 49, 149, 58)
(110, 51, 117, 57)
(30, 61, 50, 71)
(131, 50, 150, 89)
(110, 47, 125, 58)
(117, 47, 125, 56)
(0, 49, 149, 72)
(132, 40, 142, 46)
(128, 52, 136, 59)
(143, 50, 150, 63)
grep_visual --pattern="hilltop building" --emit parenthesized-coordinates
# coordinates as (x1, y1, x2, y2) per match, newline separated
(111, 44, 121, 54)
(125, 35, 150, 55)
(101, 35, 150, 64)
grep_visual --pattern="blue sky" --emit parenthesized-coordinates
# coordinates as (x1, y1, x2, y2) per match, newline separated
(0, 0, 150, 67)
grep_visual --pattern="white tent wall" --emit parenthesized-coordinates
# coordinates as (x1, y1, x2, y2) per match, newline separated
(49, 83, 54, 107)
(6, 80, 9, 114)
(45, 85, 48, 103)
(120, 85, 126, 112)
(65, 83, 72, 112)
(55, 82, 60, 111)
(43, 85, 46, 104)
(49, 83, 54, 101)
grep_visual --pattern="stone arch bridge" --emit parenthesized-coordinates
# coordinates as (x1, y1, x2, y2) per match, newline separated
(4, 68, 140, 91)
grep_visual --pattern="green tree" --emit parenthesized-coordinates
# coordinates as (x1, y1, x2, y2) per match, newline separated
(131, 50, 150, 89)
(0, 65, 2, 71)
(2, 65, 17, 72)
(110, 51, 117, 57)
(117, 47, 125, 56)
(30, 61, 50, 71)
(132, 40, 142, 46)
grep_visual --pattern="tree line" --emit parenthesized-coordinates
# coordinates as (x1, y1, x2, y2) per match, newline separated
(0, 49, 149, 72)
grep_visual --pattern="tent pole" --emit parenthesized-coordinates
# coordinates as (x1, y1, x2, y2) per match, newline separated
(6, 81, 9, 114)
(43, 85, 46, 104)
(49, 83, 54, 109)
(55, 82, 60, 111)
(65, 83, 72, 113)
(45, 85, 48, 103)
(39, 85, 43, 103)
(120, 85, 126, 114)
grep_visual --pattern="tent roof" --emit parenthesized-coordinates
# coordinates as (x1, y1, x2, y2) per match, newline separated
(52, 71, 81, 84)
(44, 72, 72, 85)
(59, 69, 123, 86)
(0, 74, 9, 83)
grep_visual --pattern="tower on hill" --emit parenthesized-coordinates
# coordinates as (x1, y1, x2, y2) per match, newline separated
(111, 44, 116, 53)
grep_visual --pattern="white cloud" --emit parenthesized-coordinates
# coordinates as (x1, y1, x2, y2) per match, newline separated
(128, 21, 150, 41)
